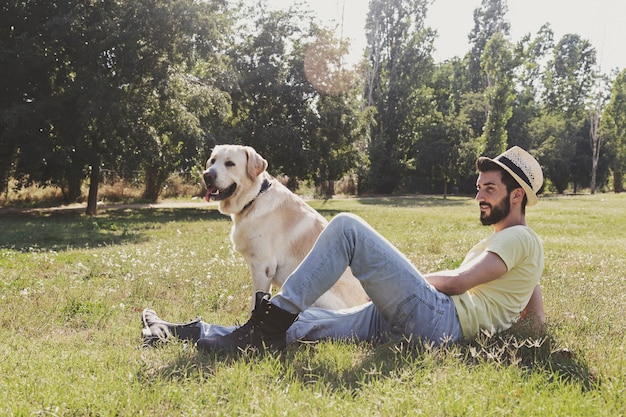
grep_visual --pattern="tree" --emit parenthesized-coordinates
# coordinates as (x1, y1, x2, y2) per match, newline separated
(363, 0, 435, 194)
(530, 114, 569, 193)
(134, 73, 230, 202)
(459, 0, 511, 158)
(226, 3, 318, 182)
(587, 74, 611, 195)
(310, 92, 367, 196)
(1, 0, 232, 212)
(481, 32, 515, 156)
(543, 34, 597, 115)
(108, 0, 232, 205)
(412, 58, 473, 196)
(416, 105, 473, 197)
(540, 34, 598, 193)
(304, 29, 372, 196)
(21, 0, 129, 209)
(466, 0, 510, 92)
(0, 0, 62, 197)
(602, 69, 626, 192)
(508, 24, 554, 150)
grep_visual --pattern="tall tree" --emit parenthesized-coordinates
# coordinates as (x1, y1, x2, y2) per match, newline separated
(108, 0, 232, 205)
(363, 0, 435, 194)
(459, 0, 510, 155)
(540, 33, 598, 193)
(0, 0, 61, 197)
(602, 69, 626, 192)
(588, 104, 602, 194)
(480, 32, 515, 156)
(304, 29, 372, 195)
(226, 3, 318, 181)
(530, 113, 569, 193)
(10, 0, 129, 208)
(311, 89, 371, 196)
(587, 74, 611, 194)
(508, 24, 554, 150)
(418, 59, 474, 196)
(466, 0, 510, 92)
(543, 34, 597, 115)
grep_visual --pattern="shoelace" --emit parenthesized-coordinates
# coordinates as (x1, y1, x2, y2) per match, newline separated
(231, 314, 262, 339)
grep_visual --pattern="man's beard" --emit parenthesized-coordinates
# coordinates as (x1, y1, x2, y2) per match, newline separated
(480, 194, 511, 226)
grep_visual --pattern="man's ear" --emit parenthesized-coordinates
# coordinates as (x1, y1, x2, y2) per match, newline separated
(512, 188, 525, 203)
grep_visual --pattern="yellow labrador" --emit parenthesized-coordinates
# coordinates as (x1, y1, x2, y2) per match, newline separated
(203, 144, 369, 310)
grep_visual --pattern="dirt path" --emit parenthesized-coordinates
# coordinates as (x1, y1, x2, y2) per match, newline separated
(0, 198, 218, 215)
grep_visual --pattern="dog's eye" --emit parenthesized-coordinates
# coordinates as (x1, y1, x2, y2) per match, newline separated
(209, 158, 216, 166)
(225, 161, 235, 167)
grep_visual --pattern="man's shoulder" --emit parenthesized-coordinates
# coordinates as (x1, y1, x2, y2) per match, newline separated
(496, 225, 540, 241)
(490, 225, 543, 252)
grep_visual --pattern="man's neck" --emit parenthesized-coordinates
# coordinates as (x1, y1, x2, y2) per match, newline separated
(494, 213, 527, 233)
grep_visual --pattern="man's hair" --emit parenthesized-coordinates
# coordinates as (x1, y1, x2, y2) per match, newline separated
(476, 157, 527, 213)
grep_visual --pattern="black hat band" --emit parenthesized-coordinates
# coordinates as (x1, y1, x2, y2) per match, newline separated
(496, 156, 532, 189)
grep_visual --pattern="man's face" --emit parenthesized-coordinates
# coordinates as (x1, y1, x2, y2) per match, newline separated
(475, 171, 512, 226)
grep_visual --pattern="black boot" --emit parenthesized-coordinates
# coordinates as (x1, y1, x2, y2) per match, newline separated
(142, 308, 202, 346)
(197, 292, 298, 354)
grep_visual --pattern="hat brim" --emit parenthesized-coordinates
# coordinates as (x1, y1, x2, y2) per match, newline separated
(489, 159, 538, 206)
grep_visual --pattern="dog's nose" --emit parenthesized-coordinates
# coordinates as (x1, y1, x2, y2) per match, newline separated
(203, 170, 215, 184)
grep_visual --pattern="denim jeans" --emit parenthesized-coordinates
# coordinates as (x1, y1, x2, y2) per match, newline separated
(200, 213, 463, 345)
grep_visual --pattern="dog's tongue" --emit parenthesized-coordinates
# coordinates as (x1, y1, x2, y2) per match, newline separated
(205, 188, 216, 202)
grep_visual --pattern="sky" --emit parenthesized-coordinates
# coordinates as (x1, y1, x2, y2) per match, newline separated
(267, 0, 626, 72)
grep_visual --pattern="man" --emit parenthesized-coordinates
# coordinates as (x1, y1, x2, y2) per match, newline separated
(142, 146, 545, 352)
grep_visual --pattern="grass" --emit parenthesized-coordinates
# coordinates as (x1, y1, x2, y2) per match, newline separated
(0, 194, 624, 416)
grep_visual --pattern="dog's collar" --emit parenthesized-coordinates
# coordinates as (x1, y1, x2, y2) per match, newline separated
(241, 179, 272, 213)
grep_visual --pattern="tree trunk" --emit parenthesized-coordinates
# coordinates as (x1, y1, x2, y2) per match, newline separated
(0, 143, 17, 197)
(86, 158, 100, 216)
(614, 170, 624, 193)
(589, 108, 601, 194)
(143, 166, 165, 202)
(66, 167, 83, 203)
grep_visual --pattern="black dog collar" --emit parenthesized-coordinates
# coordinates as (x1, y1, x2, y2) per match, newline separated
(241, 179, 272, 213)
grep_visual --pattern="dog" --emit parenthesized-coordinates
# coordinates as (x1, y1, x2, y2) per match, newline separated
(203, 144, 369, 310)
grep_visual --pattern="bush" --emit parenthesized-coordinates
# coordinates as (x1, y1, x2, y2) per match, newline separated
(0, 179, 66, 208)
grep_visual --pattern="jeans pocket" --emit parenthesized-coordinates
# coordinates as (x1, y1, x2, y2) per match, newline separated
(393, 293, 445, 339)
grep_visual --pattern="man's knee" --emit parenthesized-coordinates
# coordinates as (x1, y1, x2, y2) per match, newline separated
(329, 212, 363, 229)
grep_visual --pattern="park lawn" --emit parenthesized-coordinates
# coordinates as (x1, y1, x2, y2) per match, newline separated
(0, 194, 624, 416)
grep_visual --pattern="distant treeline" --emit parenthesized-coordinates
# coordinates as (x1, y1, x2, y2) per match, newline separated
(2, 0, 625, 214)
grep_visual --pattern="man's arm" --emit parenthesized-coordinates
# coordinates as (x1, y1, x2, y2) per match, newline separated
(424, 251, 508, 295)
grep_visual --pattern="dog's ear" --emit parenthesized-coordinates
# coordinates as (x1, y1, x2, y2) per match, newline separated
(245, 146, 268, 180)
(205, 147, 217, 168)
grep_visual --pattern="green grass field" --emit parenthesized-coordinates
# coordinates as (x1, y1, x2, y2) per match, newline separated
(1, 194, 624, 416)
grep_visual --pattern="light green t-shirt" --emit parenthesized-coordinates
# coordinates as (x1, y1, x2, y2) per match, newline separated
(451, 225, 544, 339)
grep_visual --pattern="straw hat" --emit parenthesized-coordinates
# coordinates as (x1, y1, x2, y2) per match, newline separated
(487, 146, 543, 206)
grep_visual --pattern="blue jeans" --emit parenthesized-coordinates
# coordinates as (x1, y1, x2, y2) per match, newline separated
(200, 213, 463, 345)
